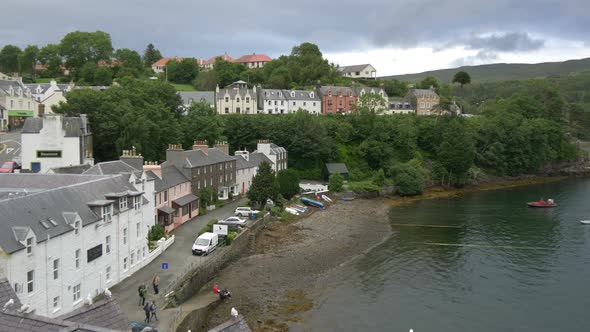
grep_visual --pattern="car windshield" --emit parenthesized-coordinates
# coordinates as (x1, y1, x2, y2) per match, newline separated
(195, 238, 210, 246)
(226, 218, 238, 222)
(1, 162, 11, 169)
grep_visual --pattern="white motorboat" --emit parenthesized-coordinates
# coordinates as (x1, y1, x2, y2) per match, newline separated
(580, 220, 590, 225)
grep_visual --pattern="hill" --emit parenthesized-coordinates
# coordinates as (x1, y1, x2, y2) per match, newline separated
(381, 57, 590, 83)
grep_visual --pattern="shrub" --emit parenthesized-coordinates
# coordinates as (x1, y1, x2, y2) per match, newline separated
(372, 169, 385, 186)
(348, 181, 380, 193)
(225, 232, 237, 245)
(277, 169, 301, 200)
(199, 207, 207, 215)
(147, 224, 165, 241)
(395, 166, 425, 196)
(328, 173, 344, 192)
(198, 219, 218, 235)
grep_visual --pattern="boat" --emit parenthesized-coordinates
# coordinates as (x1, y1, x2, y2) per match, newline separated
(580, 220, 590, 225)
(321, 194, 333, 203)
(301, 196, 325, 209)
(284, 207, 300, 216)
(526, 198, 556, 208)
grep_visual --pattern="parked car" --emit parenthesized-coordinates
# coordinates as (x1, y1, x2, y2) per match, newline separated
(218, 216, 247, 227)
(131, 321, 158, 332)
(0, 161, 20, 173)
(192, 232, 219, 256)
(234, 206, 259, 217)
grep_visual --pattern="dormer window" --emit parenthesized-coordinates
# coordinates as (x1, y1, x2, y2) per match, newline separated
(291, 92, 295, 98)
(102, 205, 113, 222)
(133, 196, 141, 210)
(310, 92, 314, 98)
(74, 220, 80, 235)
(237, 97, 240, 102)
(119, 197, 128, 210)
(26, 237, 33, 255)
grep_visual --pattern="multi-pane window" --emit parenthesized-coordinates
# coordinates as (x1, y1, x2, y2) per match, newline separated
(26, 237, 33, 254)
(53, 296, 59, 308)
(102, 205, 112, 222)
(106, 266, 111, 281)
(73, 284, 81, 302)
(106, 235, 111, 254)
(27, 270, 34, 293)
(119, 197, 127, 210)
(136, 222, 140, 237)
(164, 191, 168, 202)
(130, 253, 134, 265)
(134, 196, 141, 210)
(123, 257, 128, 270)
(53, 259, 59, 280)
(75, 249, 81, 269)
(123, 228, 127, 245)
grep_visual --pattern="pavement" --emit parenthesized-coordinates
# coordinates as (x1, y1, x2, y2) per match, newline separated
(111, 197, 247, 331)
(0, 131, 21, 165)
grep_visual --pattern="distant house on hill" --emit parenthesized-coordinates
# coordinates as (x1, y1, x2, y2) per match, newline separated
(323, 163, 349, 182)
(338, 64, 377, 79)
(404, 88, 440, 115)
(235, 53, 272, 69)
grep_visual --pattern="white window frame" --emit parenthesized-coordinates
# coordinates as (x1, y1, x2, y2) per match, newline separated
(75, 249, 80, 269)
(123, 257, 128, 271)
(119, 197, 127, 210)
(27, 270, 34, 293)
(106, 266, 111, 281)
(123, 228, 127, 245)
(134, 196, 141, 210)
(102, 205, 113, 223)
(130, 252, 134, 266)
(26, 237, 33, 255)
(53, 296, 60, 309)
(53, 259, 59, 280)
(105, 235, 111, 254)
(136, 222, 140, 238)
(73, 283, 81, 303)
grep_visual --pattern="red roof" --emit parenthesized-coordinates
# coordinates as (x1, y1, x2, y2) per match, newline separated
(152, 57, 184, 67)
(235, 54, 272, 63)
(204, 54, 236, 65)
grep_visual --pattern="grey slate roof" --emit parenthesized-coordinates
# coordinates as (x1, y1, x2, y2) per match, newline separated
(172, 193, 198, 206)
(178, 91, 215, 105)
(84, 160, 142, 179)
(0, 174, 140, 254)
(354, 86, 388, 98)
(234, 152, 272, 170)
(0, 276, 22, 309)
(408, 88, 439, 99)
(216, 88, 256, 100)
(22, 116, 89, 137)
(161, 165, 190, 189)
(261, 89, 287, 101)
(158, 206, 175, 214)
(338, 64, 372, 73)
(208, 315, 252, 332)
(49, 164, 92, 174)
(284, 89, 320, 101)
(317, 86, 356, 97)
(325, 163, 349, 174)
(57, 297, 129, 331)
(183, 148, 236, 168)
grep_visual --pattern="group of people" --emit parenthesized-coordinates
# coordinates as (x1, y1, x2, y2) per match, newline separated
(138, 274, 161, 324)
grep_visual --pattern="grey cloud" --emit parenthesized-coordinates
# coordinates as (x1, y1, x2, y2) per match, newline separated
(451, 51, 499, 67)
(0, 0, 588, 59)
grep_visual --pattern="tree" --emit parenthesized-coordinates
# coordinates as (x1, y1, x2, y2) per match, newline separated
(453, 70, 471, 96)
(114, 48, 143, 78)
(277, 169, 300, 200)
(214, 58, 246, 87)
(395, 165, 424, 196)
(248, 161, 278, 208)
(166, 58, 199, 84)
(0, 45, 22, 74)
(418, 76, 440, 90)
(372, 169, 385, 186)
(194, 70, 219, 90)
(59, 31, 113, 77)
(437, 117, 475, 186)
(357, 92, 387, 114)
(39, 44, 63, 77)
(93, 67, 113, 86)
(18, 45, 39, 76)
(328, 173, 344, 192)
(79, 62, 98, 84)
(143, 43, 162, 68)
(182, 102, 224, 147)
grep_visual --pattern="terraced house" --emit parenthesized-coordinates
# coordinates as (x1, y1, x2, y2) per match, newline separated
(259, 89, 321, 115)
(317, 85, 358, 115)
(216, 81, 258, 115)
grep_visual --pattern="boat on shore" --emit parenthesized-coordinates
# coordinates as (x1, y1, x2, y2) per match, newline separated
(301, 196, 325, 209)
(527, 198, 556, 208)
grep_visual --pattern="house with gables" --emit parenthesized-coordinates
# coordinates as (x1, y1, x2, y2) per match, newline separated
(405, 88, 440, 115)
(338, 64, 377, 79)
(316, 86, 358, 115)
(216, 81, 258, 115)
(235, 53, 272, 69)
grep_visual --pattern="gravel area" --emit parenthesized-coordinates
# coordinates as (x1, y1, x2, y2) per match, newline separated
(203, 198, 392, 332)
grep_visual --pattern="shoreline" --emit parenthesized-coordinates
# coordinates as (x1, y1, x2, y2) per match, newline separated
(199, 175, 575, 331)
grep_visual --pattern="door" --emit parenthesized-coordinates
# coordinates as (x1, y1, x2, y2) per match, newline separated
(31, 162, 41, 173)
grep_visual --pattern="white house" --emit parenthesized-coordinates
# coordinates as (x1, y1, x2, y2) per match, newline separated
(24, 80, 70, 114)
(0, 79, 39, 131)
(0, 172, 157, 318)
(338, 64, 377, 79)
(255, 140, 288, 173)
(215, 82, 258, 115)
(286, 89, 321, 114)
(234, 150, 273, 194)
(21, 114, 94, 173)
(259, 89, 288, 114)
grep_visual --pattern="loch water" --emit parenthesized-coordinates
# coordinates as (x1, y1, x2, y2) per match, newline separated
(302, 178, 590, 332)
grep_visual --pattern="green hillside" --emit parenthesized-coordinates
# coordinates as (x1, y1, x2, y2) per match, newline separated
(381, 57, 590, 83)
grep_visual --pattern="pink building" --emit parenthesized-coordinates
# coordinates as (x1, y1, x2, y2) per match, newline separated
(144, 163, 199, 233)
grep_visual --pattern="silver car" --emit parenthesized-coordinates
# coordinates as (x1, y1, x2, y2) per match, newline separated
(218, 216, 247, 227)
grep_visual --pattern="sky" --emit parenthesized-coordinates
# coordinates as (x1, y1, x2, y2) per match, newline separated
(1, 0, 589, 76)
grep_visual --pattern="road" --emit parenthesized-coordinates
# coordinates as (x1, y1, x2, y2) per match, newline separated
(0, 131, 21, 166)
(111, 197, 246, 329)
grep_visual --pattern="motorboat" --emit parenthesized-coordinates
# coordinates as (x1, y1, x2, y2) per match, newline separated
(580, 220, 590, 225)
(527, 198, 556, 208)
(301, 196, 325, 209)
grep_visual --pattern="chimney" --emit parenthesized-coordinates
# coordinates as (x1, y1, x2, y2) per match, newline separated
(215, 84, 219, 93)
(235, 149, 249, 161)
(214, 141, 229, 155)
(143, 161, 162, 178)
(120, 147, 144, 170)
(166, 143, 184, 163)
(192, 140, 208, 156)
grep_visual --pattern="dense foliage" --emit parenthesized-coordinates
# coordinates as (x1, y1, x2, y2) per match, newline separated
(248, 161, 279, 208)
(277, 169, 301, 200)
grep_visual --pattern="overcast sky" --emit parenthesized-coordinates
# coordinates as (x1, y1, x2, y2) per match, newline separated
(2, 0, 589, 76)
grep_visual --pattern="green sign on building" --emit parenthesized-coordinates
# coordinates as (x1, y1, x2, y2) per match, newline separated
(8, 110, 34, 117)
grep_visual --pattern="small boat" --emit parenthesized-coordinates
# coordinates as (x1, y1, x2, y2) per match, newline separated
(580, 220, 590, 225)
(321, 194, 333, 203)
(301, 196, 325, 209)
(284, 207, 300, 216)
(527, 198, 556, 208)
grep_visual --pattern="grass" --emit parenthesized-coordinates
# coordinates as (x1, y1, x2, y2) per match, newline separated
(34, 78, 55, 83)
(172, 83, 196, 91)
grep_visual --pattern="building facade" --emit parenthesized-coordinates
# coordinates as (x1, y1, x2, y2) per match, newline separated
(258, 89, 321, 115)
(338, 64, 377, 79)
(0, 173, 155, 318)
(0, 79, 38, 131)
(24, 80, 70, 115)
(234, 150, 272, 194)
(234, 54, 272, 69)
(405, 88, 440, 115)
(21, 114, 93, 173)
(216, 82, 258, 115)
(255, 140, 288, 173)
(317, 86, 358, 115)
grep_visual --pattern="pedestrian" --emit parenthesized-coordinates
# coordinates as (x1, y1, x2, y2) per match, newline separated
(143, 300, 151, 323)
(150, 300, 158, 322)
(139, 285, 147, 306)
(152, 274, 160, 295)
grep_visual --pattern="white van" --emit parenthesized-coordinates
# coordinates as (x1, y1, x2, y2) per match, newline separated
(192, 232, 219, 255)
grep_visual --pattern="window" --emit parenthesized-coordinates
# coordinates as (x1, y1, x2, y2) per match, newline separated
(313, 102, 316, 106)
(236, 107, 241, 113)
(225, 97, 229, 102)
(119, 197, 127, 210)
(136, 222, 140, 237)
(73, 284, 81, 302)
(420, 102, 425, 108)
(143, 247, 146, 258)
(293, 102, 296, 106)
(130, 252, 134, 265)
(106, 266, 111, 281)
(27, 270, 34, 293)
(137, 249, 141, 262)
(236, 98, 240, 102)
(75, 249, 80, 269)
(123, 228, 127, 245)
(246, 107, 250, 111)
(53, 296, 59, 309)
(102, 205, 112, 223)
(53, 259, 59, 280)
(268, 100, 271, 105)
(246, 97, 250, 103)
(281, 101, 284, 106)
(74, 220, 80, 235)
(303, 102, 306, 106)
(134, 196, 141, 210)
(123, 257, 128, 270)
(225, 107, 229, 114)
(274, 101, 277, 105)
(173, 186, 176, 197)
(26, 237, 33, 254)
(105, 236, 111, 254)
(327, 100, 333, 106)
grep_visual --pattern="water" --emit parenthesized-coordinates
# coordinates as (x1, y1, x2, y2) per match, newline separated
(303, 179, 590, 332)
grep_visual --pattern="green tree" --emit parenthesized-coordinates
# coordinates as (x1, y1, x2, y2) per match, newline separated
(418, 76, 440, 90)
(357, 92, 387, 114)
(39, 44, 63, 77)
(18, 45, 39, 76)
(328, 173, 344, 192)
(79, 62, 97, 84)
(248, 161, 278, 208)
(59, 31, 113, 77)
(143, 43, 162, 68)
(182, 102, 224, 147)
(214, 58, 246, 87)
(372, 169, 385, 186)
(394, 164, 424, 196)
(166, 58, 199, 84)
(93, 66, 113, 86)
(199, 187, 217, 207)
(277, 169, 300, 200)
(453, 70, 471, 96)
(114, 48, 143, 78)
(437, 117, 475, 185)
(0, 45, 22, 74)
(194, 70, 219, 90)
(148, 224, 166, 241)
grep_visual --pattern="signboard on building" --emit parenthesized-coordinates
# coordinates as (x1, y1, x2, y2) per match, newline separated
(87, 244, 103, 263)
(213, 224, 228, 236)
(37, 150, 62, 158)
(7, 110, 34, 117)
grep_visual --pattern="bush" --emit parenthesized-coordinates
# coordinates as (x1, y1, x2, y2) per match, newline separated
(372, 169, 385, 186)
(277, 169, 301, 200)
(348, 181, 380, 193)
(395, 166, 425, 196)
(199, 207, 207, 215)
(225, 232, 237, 245)
(198, 219, 218, 235)
(328, 173, 344, 192)
(147, 224, 165, 241)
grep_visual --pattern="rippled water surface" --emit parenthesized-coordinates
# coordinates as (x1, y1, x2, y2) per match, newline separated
(302, 179, 590, 332)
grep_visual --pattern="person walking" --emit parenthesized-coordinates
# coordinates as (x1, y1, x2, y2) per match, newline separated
(152, 275, 160, 295)
(150, 300, 158, 322)
(143, 300, 151, 323)
(139, 285, 147, 306)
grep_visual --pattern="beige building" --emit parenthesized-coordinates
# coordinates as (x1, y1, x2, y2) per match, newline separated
(405, 88, 440, 115)
(338, 64, 377, 79)
(215, 81, 258, 115)
(0, 78, 39, 130)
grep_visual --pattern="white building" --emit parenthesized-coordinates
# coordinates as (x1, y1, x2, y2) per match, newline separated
(24, 80, 70, 114)
(338, 64, 377, 79)
(0, 79, 39, 131)
(0, 172, 156, 318)
(259, 89, 288, 114)
(259, 89, 321, 115)
(21, 114, 94, 173)
(234, 150, 272, 194)
(215, 82, 258, 115)
(255, 140, 288, 173)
